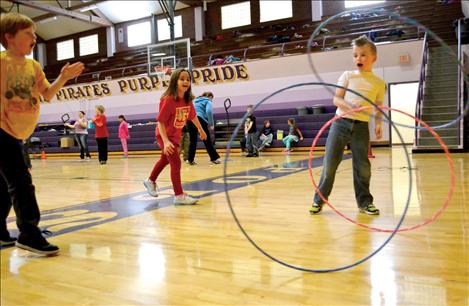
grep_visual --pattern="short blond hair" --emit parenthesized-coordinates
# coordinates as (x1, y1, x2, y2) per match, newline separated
(352, 35, 377, 55)
(95, 105, 105, 113)
(0, 13, 36, 49)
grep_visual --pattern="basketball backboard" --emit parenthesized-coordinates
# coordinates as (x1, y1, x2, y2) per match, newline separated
(147, 38, 191, 77)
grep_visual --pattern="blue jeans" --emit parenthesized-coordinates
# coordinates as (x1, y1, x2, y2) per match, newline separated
(246, 132, 258, 154)
(258, 133, 273, 149)
(75, 133, 90, 159)
(282, 135, 299, 149)
(314, 118, 373, 208)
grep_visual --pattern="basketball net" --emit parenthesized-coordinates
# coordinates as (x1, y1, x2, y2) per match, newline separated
(154, 66, 172, 87)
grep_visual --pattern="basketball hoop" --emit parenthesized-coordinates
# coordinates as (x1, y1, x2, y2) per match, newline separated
(154, 65, 172, 76)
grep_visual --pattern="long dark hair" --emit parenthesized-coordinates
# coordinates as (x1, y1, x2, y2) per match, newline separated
(161, 68, 194, 104)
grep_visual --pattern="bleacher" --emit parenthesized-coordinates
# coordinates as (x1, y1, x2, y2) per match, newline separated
(31, 105, 337, 155)
(42, 1, 461, 85)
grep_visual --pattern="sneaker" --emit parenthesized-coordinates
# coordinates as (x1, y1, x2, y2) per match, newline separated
(174, 194, 198, 205)
(143, 179, 159, 197)
(309, 202, 323, 214)
(16, 233, 59, 255)
(359, 204, 380, 215)
(186, 161, 197, 165)
(210, 159, 221, 165)
(85, 157, 91, 161)
(0, 234, 17, 247)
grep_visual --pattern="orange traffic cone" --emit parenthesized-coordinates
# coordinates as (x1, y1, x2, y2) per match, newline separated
(41, 149, 46, 160)
(368, 143, 375, 159)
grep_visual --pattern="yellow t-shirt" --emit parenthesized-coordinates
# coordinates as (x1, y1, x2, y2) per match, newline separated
(335, 70, 386, 122)
(0, 51, 50, 140)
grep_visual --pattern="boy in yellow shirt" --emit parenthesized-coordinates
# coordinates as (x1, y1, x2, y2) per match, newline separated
(310, 36, 386, 216)
(0, 13, 84, 254)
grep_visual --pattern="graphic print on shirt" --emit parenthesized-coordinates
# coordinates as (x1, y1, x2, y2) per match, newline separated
(173, 106, 191, 128)
(4, 62, 39, 113)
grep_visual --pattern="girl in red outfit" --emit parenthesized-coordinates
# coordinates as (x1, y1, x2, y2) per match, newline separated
(118, 115, 130, 158)
(92, 105, 109, 164)
(144, 69, 207, 205)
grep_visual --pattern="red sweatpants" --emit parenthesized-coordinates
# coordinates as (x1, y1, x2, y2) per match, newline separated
(149, 137, 183, 196)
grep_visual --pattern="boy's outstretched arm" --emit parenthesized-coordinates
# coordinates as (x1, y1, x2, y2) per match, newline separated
(374, 83, 386, 139)
(41, 62, 85, 101)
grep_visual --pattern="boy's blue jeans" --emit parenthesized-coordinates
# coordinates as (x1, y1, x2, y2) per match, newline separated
(246, 132, 258, 154)
(313, 117, 373, 208)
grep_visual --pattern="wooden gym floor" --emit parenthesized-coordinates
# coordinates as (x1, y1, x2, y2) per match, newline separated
(1, 148, 468, 305)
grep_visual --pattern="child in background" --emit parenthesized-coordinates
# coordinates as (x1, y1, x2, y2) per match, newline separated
(310, 35, 385, 216)
(92, 105, 109, 164)
(186, 92, 220, 165)
(0, 12, 84, 254)
(22, 138, 32, 170)
(245, 105, 258, 157)
(180, 124, 190, 162)
(239, 120, 249, 155)
(282, 118, 303, 152)
(143, 69, 207, 205)
(65, 111, 91, 161)
(258, 120, 273, 151)
(118, 115, 130, 158)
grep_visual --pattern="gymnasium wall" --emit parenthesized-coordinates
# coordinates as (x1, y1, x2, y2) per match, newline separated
(114, 6, 196, 53)
(204, 0, 313, 37)
(40, 40, 423, 142)
(46, 27, 108, 67)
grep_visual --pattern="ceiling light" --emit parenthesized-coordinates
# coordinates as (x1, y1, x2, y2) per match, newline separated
(37, 16, 58, 24)
(80, 4, 98, 12)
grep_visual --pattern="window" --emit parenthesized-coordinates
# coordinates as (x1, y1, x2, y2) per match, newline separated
(260, 0, 292, 23)
(157, 16, 183, 41)
(344, 1, 385, 8)
(127, 21, 151, 47)
(56, 39, 74, 61)
(221, 1, 251, 29)
(79, 34, 99, 56)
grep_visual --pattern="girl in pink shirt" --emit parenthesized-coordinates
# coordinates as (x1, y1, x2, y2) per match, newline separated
(118, 115, 130, 158)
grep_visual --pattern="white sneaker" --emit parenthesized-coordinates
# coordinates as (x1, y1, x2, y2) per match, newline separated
(174, 194, 198, 205)
(85, 157, 91, 161)
(143, 179, 158, 197)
